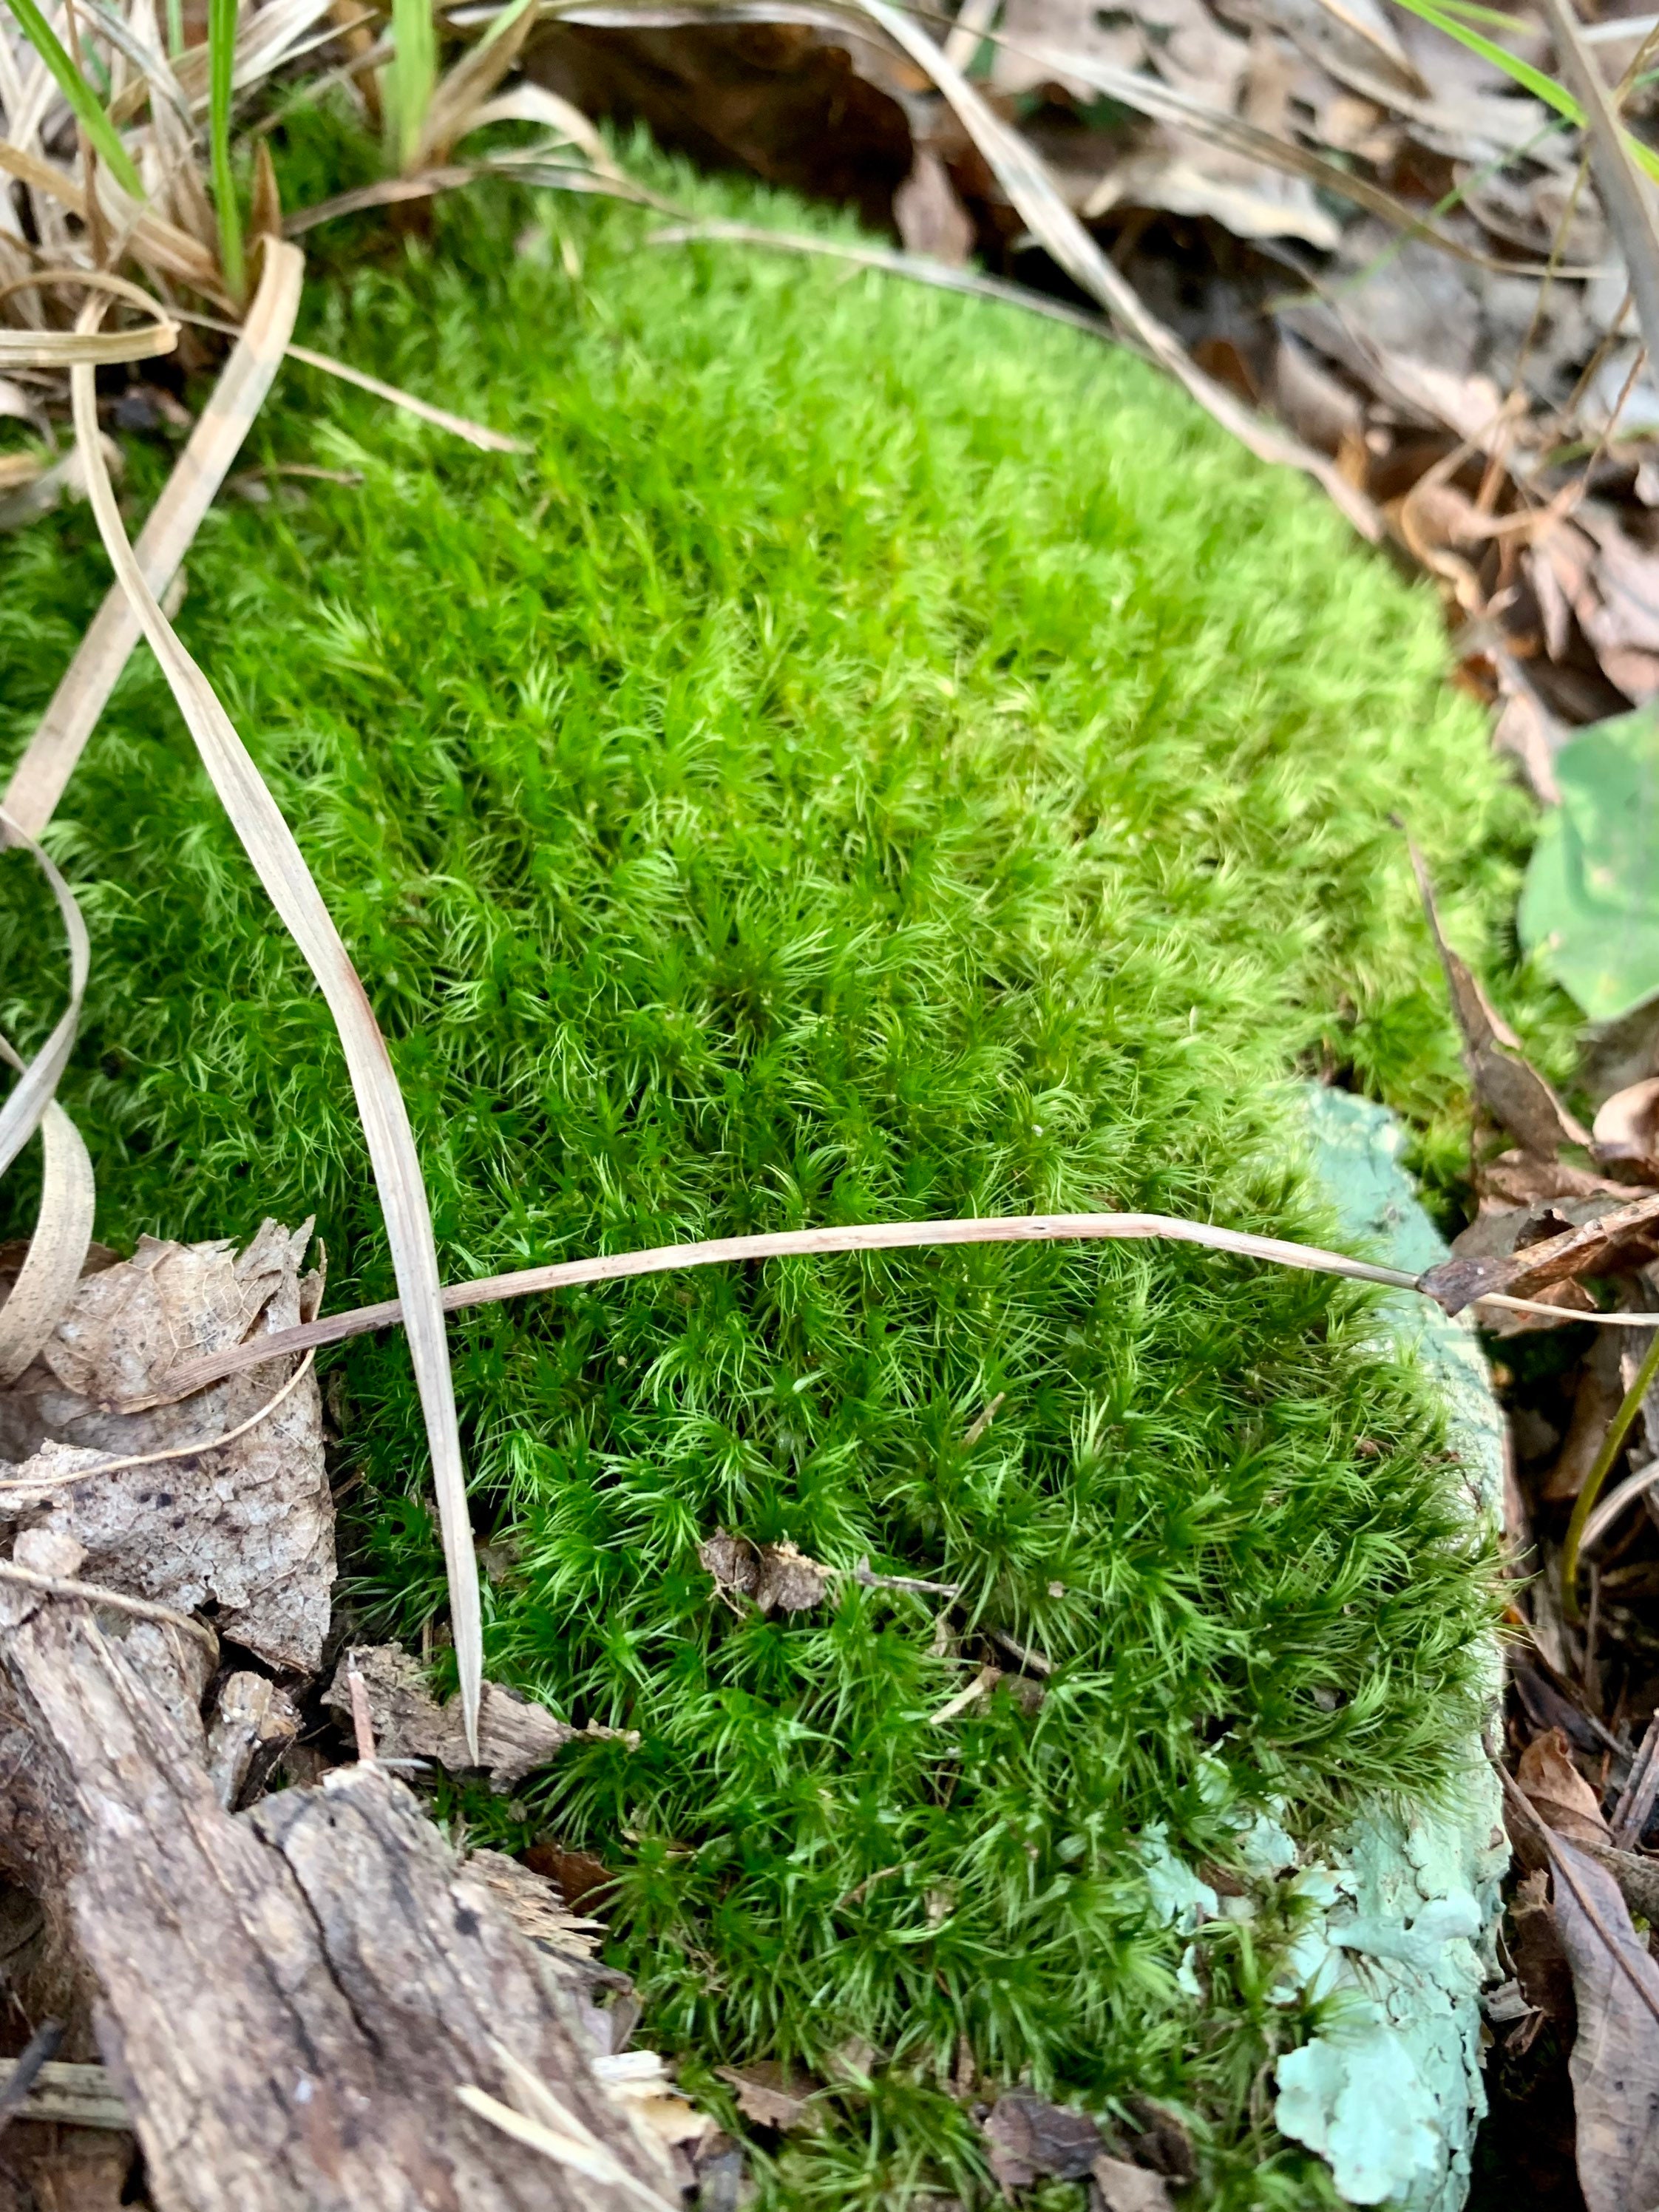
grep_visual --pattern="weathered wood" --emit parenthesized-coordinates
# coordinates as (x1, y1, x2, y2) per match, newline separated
(0, 1563, 671, 2212)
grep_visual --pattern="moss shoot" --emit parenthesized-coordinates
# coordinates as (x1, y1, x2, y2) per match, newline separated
(0, 140, 1539, 2205)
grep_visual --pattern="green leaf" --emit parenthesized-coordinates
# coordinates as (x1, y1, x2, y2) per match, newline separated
(208, 0, 243, 302)
(6, 0, 144, 200)
(1519, 704, 1659, 1020)
(386, 0, 438, 172)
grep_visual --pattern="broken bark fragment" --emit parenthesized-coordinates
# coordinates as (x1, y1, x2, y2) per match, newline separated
(1419, 1190, 1659, 1314)
(323, 1643, 637, 1791)
(203, 1669, 299, 1811)
(0, 1221, 332, 1670)
(0, 1573, 673, 2212)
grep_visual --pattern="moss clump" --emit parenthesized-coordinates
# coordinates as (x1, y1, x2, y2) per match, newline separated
(0, 142, 1535, 2203)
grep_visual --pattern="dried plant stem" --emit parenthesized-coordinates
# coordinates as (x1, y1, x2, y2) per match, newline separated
(0, 1558, 219, 1649)
(1561, 1322, 1659, 1620)
(66, 257, 484, 1760)
(0, 1351, 315, 1491)
(4, 250, 302, 839)
(132, 1210, 1422, 1401)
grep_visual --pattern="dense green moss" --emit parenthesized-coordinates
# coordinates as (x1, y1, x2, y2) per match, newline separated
(0, 143, 1543, 2202)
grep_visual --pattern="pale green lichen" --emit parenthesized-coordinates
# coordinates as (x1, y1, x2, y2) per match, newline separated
(1266, 1090, 1508, 2211)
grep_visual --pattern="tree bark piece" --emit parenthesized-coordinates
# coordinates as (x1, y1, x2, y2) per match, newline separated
(0, 1575, 669, 2212)
(1420, 1190, 1659, 1315)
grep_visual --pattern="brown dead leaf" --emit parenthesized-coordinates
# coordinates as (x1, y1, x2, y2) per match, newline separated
(716, 2060, 823, 2132)
(0, 1221, 332, 1671)
(523, 1839, 615, 1910)
(699, 1529, 834, 1614)
(1519, 1728, 1613, 1850)
(1550, 1837, 1659, 2212)
(1092, 2154, 1175, 2212)
(20, 2146, 132, 2212)
(982, 2090, 1103, 2189)
(1542, 1332, 1627, 1503)
(993, 0, 1147, 95)
(1271, 334, 1363, 455)
(1594, 1078, 1659, 1184)
(1119, 2095, 1196, 2181)
(1476, 1150, 1633, 1207)
(323, 1643, 636, 1791)
(1404, 839, 1590, 1159)
(753, 1538, 834, 1613)
(1493, 673, 1567, 809)
(1511, 1865, 1576, 2028)
(893, 149, 974, 263)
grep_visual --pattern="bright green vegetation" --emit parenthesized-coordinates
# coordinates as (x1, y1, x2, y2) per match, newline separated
(0, 132, 1544, 2205)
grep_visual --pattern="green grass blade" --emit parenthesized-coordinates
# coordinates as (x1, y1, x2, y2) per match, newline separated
(208, 0, 244, 302)
(386, 0, 438, 172)
(6, 0, 144, 199)
(1393, 0, 1659, 183)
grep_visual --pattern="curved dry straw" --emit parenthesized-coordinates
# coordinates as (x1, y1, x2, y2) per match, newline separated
(0, 269, 177, 367)
(121, 1206, 1625, 1408)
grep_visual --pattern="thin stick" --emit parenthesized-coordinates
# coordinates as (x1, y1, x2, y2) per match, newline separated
(1611, 1709, 1659, 1848)
(0, 1351, 314, 1491)
(346, 1666, 377, 1761)
(0, 1559, 219, 1649)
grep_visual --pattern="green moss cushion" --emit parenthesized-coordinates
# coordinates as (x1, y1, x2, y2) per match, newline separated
(0, 148, 1533, 2203)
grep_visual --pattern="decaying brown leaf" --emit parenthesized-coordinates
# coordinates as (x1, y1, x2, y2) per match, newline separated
(699, 1529, 835, 1613)
(1405, 836, 1591, 1158)
(715, 2059, 823, 2132)
(1550, 1837, 1659, 2212)
(0, 1221, 332, 1672)
(524, 1838, 617, 1911)
(323, 1642, 637, 1791)
(1519, 1727, 1613, 1850)
(892, 147, 974, 262)
(982, 2089, 1103, 2189)
(1092, 2154, 1175, 2212)
(1510, 1865, 1576, 2030)
(1593, 1078, 1659, 1184)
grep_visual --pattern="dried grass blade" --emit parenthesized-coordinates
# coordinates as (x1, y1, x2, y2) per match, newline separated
(282, 165, 478, 231)
(4, 244, 302, 840)
(136, 1209, 1424, 1401)
(414, 0, 537, 166)
(0, 810, 88, 1183)
(650, 219, 1121, 340)
(285, 338, 526, 451)
(67, 256, 484, 1758)
(1538, 0, 1659, 370)
(0, 1072, 93, 1386)
(455, 2080, 674, 2211)
(0, 140, 224, 294)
